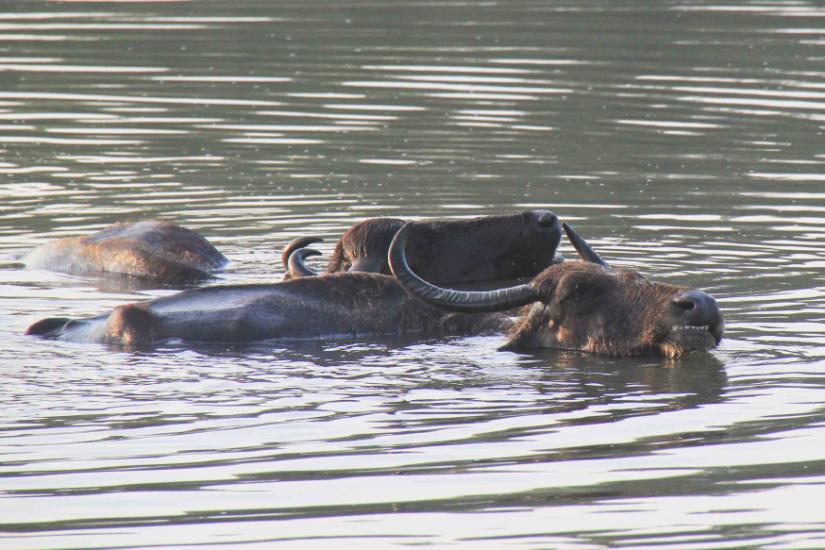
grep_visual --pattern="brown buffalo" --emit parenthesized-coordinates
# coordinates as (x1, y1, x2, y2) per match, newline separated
(24, 220, 228, 284)
(389, 222, 724, 358)
(283, 211, 563, 284)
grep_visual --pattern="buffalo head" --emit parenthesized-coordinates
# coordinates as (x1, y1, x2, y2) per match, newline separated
(389, 222, 723, 358)
(284, 211, 563, 284)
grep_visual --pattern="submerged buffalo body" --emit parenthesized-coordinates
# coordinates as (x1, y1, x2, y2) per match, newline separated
(283, 210, 563, 284)
(389, 223, 724, 358)
(24, 220, 228, 284)
(25, 272, 508, 349)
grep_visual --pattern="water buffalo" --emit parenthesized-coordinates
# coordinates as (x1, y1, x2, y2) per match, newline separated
(282, 211, 564, 284)
(24, 220, 228, 284)
(389, 222, 724, 358)
(24, 262, 508, 350)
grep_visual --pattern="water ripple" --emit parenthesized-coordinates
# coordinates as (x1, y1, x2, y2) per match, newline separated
(2, 1, 825, 548)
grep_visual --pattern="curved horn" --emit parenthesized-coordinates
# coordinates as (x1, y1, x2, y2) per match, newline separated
(281, 236, 323, 273)
(388, 223, 539, 313)
(288, 248, 323, 278)
(562, 223, 610, 267)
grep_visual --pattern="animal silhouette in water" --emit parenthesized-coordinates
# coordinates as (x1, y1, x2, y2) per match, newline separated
(25, 220, 227, 284)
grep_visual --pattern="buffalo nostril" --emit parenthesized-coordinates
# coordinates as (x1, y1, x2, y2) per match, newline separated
(673, 297, 697, 311)
(537, 212, 559, 229)
(673, 289, 722, 329)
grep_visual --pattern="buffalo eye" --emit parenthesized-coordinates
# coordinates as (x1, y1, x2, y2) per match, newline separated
(555, 275, 611, 308)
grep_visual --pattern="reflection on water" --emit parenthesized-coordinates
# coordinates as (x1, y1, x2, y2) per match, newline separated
(1, 1, 825, 548)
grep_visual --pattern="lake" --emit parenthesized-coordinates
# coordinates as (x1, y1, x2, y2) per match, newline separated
(1, 1, 824, 548)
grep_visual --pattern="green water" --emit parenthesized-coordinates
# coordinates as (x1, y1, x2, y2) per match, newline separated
(1, 1, 824, 547)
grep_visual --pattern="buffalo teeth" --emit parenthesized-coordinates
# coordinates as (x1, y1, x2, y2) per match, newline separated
(673, 325, 710, 332)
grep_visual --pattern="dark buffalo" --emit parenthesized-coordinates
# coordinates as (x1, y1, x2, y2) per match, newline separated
(389, 222, 724, 358)
(283, 211, 563, 284)
(24, 220, 228, 284)
(24, 265, 507, 350)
